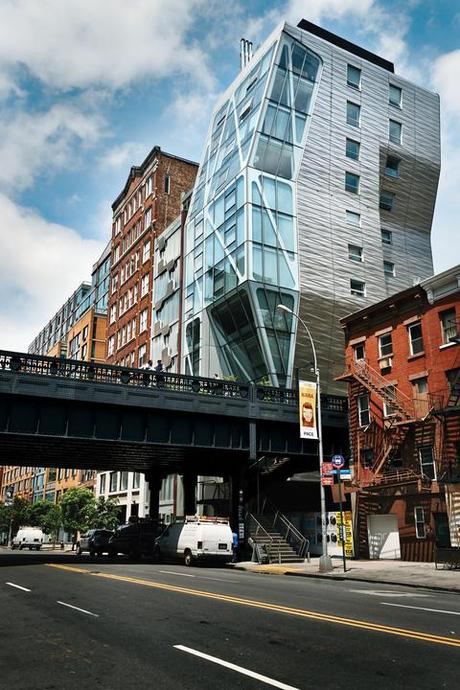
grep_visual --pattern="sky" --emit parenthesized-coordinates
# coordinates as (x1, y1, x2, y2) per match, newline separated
(0, 0, 459, 351)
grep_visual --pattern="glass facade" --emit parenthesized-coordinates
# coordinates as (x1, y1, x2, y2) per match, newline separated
(182, 32, 322, 386)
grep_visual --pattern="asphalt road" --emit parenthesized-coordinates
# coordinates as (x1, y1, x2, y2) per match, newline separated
(0, 550, 459, 690)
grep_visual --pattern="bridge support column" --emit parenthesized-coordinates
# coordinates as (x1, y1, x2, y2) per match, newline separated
(183, 472, 197, 516)
(230, 469, 245, 548)
(145, 472, 163, 521)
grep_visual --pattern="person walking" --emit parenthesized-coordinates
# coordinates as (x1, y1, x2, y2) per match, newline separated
(232, 530, 239, 562)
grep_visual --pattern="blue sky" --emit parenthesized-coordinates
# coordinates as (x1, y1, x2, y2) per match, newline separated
(0, 0, 459, 350)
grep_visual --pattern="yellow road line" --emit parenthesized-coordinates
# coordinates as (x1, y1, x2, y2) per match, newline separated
(46, 563, 460, 649)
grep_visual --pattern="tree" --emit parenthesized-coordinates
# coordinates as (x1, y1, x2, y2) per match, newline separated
(85, 496, 121, 530)
(9, 497, 31, 536)
(29, 500, 62, 545)
(0, 503, 11, 537)
(59, 488, 96, 537)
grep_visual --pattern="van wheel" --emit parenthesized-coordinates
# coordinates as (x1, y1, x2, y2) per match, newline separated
(184, 549, 193, 567)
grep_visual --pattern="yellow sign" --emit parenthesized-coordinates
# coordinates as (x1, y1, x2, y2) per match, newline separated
(299, 380, 318, 440)
(337, 511, 354, 558)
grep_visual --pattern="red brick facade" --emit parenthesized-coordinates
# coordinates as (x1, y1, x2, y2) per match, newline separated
(106, 148, 197, 367)
(339, 267, 460, 560)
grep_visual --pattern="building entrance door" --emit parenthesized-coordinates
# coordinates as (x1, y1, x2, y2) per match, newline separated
(434, 512, 450, 547)
(367, 514, 401, 559)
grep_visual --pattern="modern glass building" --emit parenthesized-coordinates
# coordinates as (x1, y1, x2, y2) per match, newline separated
(181, 20, 440, 393)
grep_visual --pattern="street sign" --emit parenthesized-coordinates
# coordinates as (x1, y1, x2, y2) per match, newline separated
(330, 469, 351, 476)
(321, 476, 334, 486)
(331, 454, 345, 469)
(321, 462, 333, 475)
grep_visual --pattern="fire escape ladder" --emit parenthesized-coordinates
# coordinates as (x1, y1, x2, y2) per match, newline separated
(371, 425, 409, 477)
(351, 360, 415, 421)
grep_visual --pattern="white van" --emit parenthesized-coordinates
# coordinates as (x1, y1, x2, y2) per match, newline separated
(155, 516, 233, 566)
(11, 527, 44, 551)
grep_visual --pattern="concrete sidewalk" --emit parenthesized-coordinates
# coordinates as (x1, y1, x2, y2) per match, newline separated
(232, 558, 460, 593)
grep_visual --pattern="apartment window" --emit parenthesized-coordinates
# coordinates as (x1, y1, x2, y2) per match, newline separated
(347, 64, 361, 89)
(164, 175, 171, 194)
(383, 260, 395, 276)
(81, 343, 88, 360)
(386, 158, 401, 182)
(139, 308, 148, 333)
(354, 343, 365, 361)
(138, 344, 147, 368)
(358, 394, 370, 426)
(109, 305, 116, 324)
(144, 207, 152, 229)
(346, 138, 360, 160)
(120, 472, 128, 491)
(419, 446, 436, 480)
(345, 171, 360, 194)
(82, 325, 89, 341)
(413, 377, 428, 397)
(381, 228, 392, 245)
(389, 84, 402, 107)
(143, 241, 151, 263)
(379, 332, 393, 357)
(383, 385, 397, 417)
(389, 119, 402, 144)
(414, 507, 426, 539)
(99, 474, 106, 494)
(109, 472, 118, 493)
(380, 191, 395, 211)
(346, 210, 361, 226)
(141, 273, 150, 297)
(346, 101, 360, 127)
(408, 322, 424, 355)
(133, 472, 140, 489)
(348, 244, 363, 262)
(350, 279, 365, 297)
(440, 309, 457, 344)
(146, 176, 152, 195)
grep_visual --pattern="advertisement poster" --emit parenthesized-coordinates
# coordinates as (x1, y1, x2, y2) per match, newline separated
(299, 380, 318, 439)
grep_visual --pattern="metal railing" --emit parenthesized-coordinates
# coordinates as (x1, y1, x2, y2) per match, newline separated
(0, 349, 348, 413)
(247, 513, 275, 563)
(261, 497, 309, 559)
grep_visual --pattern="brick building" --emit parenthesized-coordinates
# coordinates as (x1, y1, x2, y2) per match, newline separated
(106, 147, 197, 367)
(338, 265, 460, 561)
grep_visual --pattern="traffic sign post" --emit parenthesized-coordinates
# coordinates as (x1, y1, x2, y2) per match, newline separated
(331, 456, 347, 572)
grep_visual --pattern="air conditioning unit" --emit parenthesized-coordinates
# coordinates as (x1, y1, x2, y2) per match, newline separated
(379, 357, 392, 370)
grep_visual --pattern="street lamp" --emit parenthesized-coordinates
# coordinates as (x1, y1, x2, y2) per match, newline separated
(276, 303, 333, 573)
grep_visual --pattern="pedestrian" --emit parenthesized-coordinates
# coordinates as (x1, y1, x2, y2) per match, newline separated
(232, 530, 239, 562)
(71, 534, 76, 551)
(142, 359, 153, 370)
(154, 360, 163, 373)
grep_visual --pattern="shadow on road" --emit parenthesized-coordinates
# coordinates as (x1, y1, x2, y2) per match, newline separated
(0, 549, 159, 569)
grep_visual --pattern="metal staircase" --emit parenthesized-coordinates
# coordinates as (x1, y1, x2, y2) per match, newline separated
(247, 507, 308, 564)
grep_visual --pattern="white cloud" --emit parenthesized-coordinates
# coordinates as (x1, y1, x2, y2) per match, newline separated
(0, 103, 104, 194)
(432, 50, 460, 119)
(0, 194, 104, 351)
(0, 0, 213, 92)
(98, 141, 146, 170)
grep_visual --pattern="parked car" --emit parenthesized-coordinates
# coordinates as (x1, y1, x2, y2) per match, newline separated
(11, 527, 44, 551)
(108, 520, 163, 559)
(154, 516, 233, 566)
(76, 529, 114, 556)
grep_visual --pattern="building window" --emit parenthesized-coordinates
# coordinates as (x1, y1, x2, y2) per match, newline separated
(358, 394, 370, 426)
(345, 171, 360, 194)
(145, 176, 152, 195)
(141, 273, 150, 297)
(354, 343, 365, 361)
(346, 210, 361, 226)
(144, 207, 152, 229)
(109, 472, 118, 493)
(348, 244, 363, 262)
(383, 260, 395, 276)
(133, 472, 140, 489)
(385, 155, 400, 178)
(139, 308, 148, 333)
(346, 138, 360, 160)
(380, 191, 395, 211)
(381, 228, 392, 245)
(389, 84, 402, 108)
(383, 385, 397, 417)
(350, 279, 365, 297)
(408, 322, 424, 355)
(81, 343, 88, 360)
(143, 241, 151, 263)
(164, 175, 171, 194)
(346, 101, 360, 127)
(440, 308, 457, 344)
(109, 305, 116, 324)
(389, 119, 402, 144)
(138, 344, 147, 368)
(82, 325, 89, 341)
(120, 472, 128, 491)
(99, 474, 106, 494)
(414, 507, 426, 539)
(379, 332, 393, 357)
(419, 446, 436, 480)
(347, 64, 361, 89)
(413, 377, 428, 397)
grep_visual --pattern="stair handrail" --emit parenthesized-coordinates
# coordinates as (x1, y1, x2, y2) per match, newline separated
(247, 513, 276, 563)
(351, 359, 415, 419)
(261, 497, 309, 559)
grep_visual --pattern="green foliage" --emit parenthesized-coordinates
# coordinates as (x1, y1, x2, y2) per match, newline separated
(86, 497, 120, 531)
(0, 503, 11, 533)
(29, 500, 62, 541)
(10, 497, 32, 534)
(59, 487, 95, 534)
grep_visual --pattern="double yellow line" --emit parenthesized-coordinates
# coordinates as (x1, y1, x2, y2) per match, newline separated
(46, 563, 460, 649)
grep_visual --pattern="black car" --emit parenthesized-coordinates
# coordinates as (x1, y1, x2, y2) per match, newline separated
(77, 529, 114, 556)
(108, 520, 163, 559)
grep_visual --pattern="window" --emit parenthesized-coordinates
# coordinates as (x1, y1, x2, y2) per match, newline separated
(142, 241, 150, 263)
(81, 343, 87, 360)
(109, 472, 118, 493)
(408, 322, 424, 355)
(380, 191, 394, 211)
(346, 138, 360, 160)
(109, 305, 116, 324)
(413, 377, 428, 396)
(345, 171, 360, 194)
(379, 332, 393, 357)
(82, 325, 89, 341)
(385, 155, 400, 178)
(346, 101, 360, 127)
(145, 176, 152, 195)
(348, 244, 363, 262)
(347, 64, 361, 89)
(381, 228, 392, 245)
(383, 260, 395, 276)
(389, 119, 402, 144)
(141, 273, 150, 297)
(350, 279, 365, 297)
(440, 309, 457, 344)
(120, 472, 128, 491)
(358, 394, 370, 426)
(164, 175, 171, 194)
(414, 507, 426, 539)
(383, 385, 397, 417)
(138, 344, 147, 368)
(389, 84, 402, 107)
(354, 343, 365, 361)
(144, 207, 152, 229)
(419, 446, 436, 480)
(99, 474, 106, 494)
(346, 210, 361, 226)
(139, 308, 148, 332)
